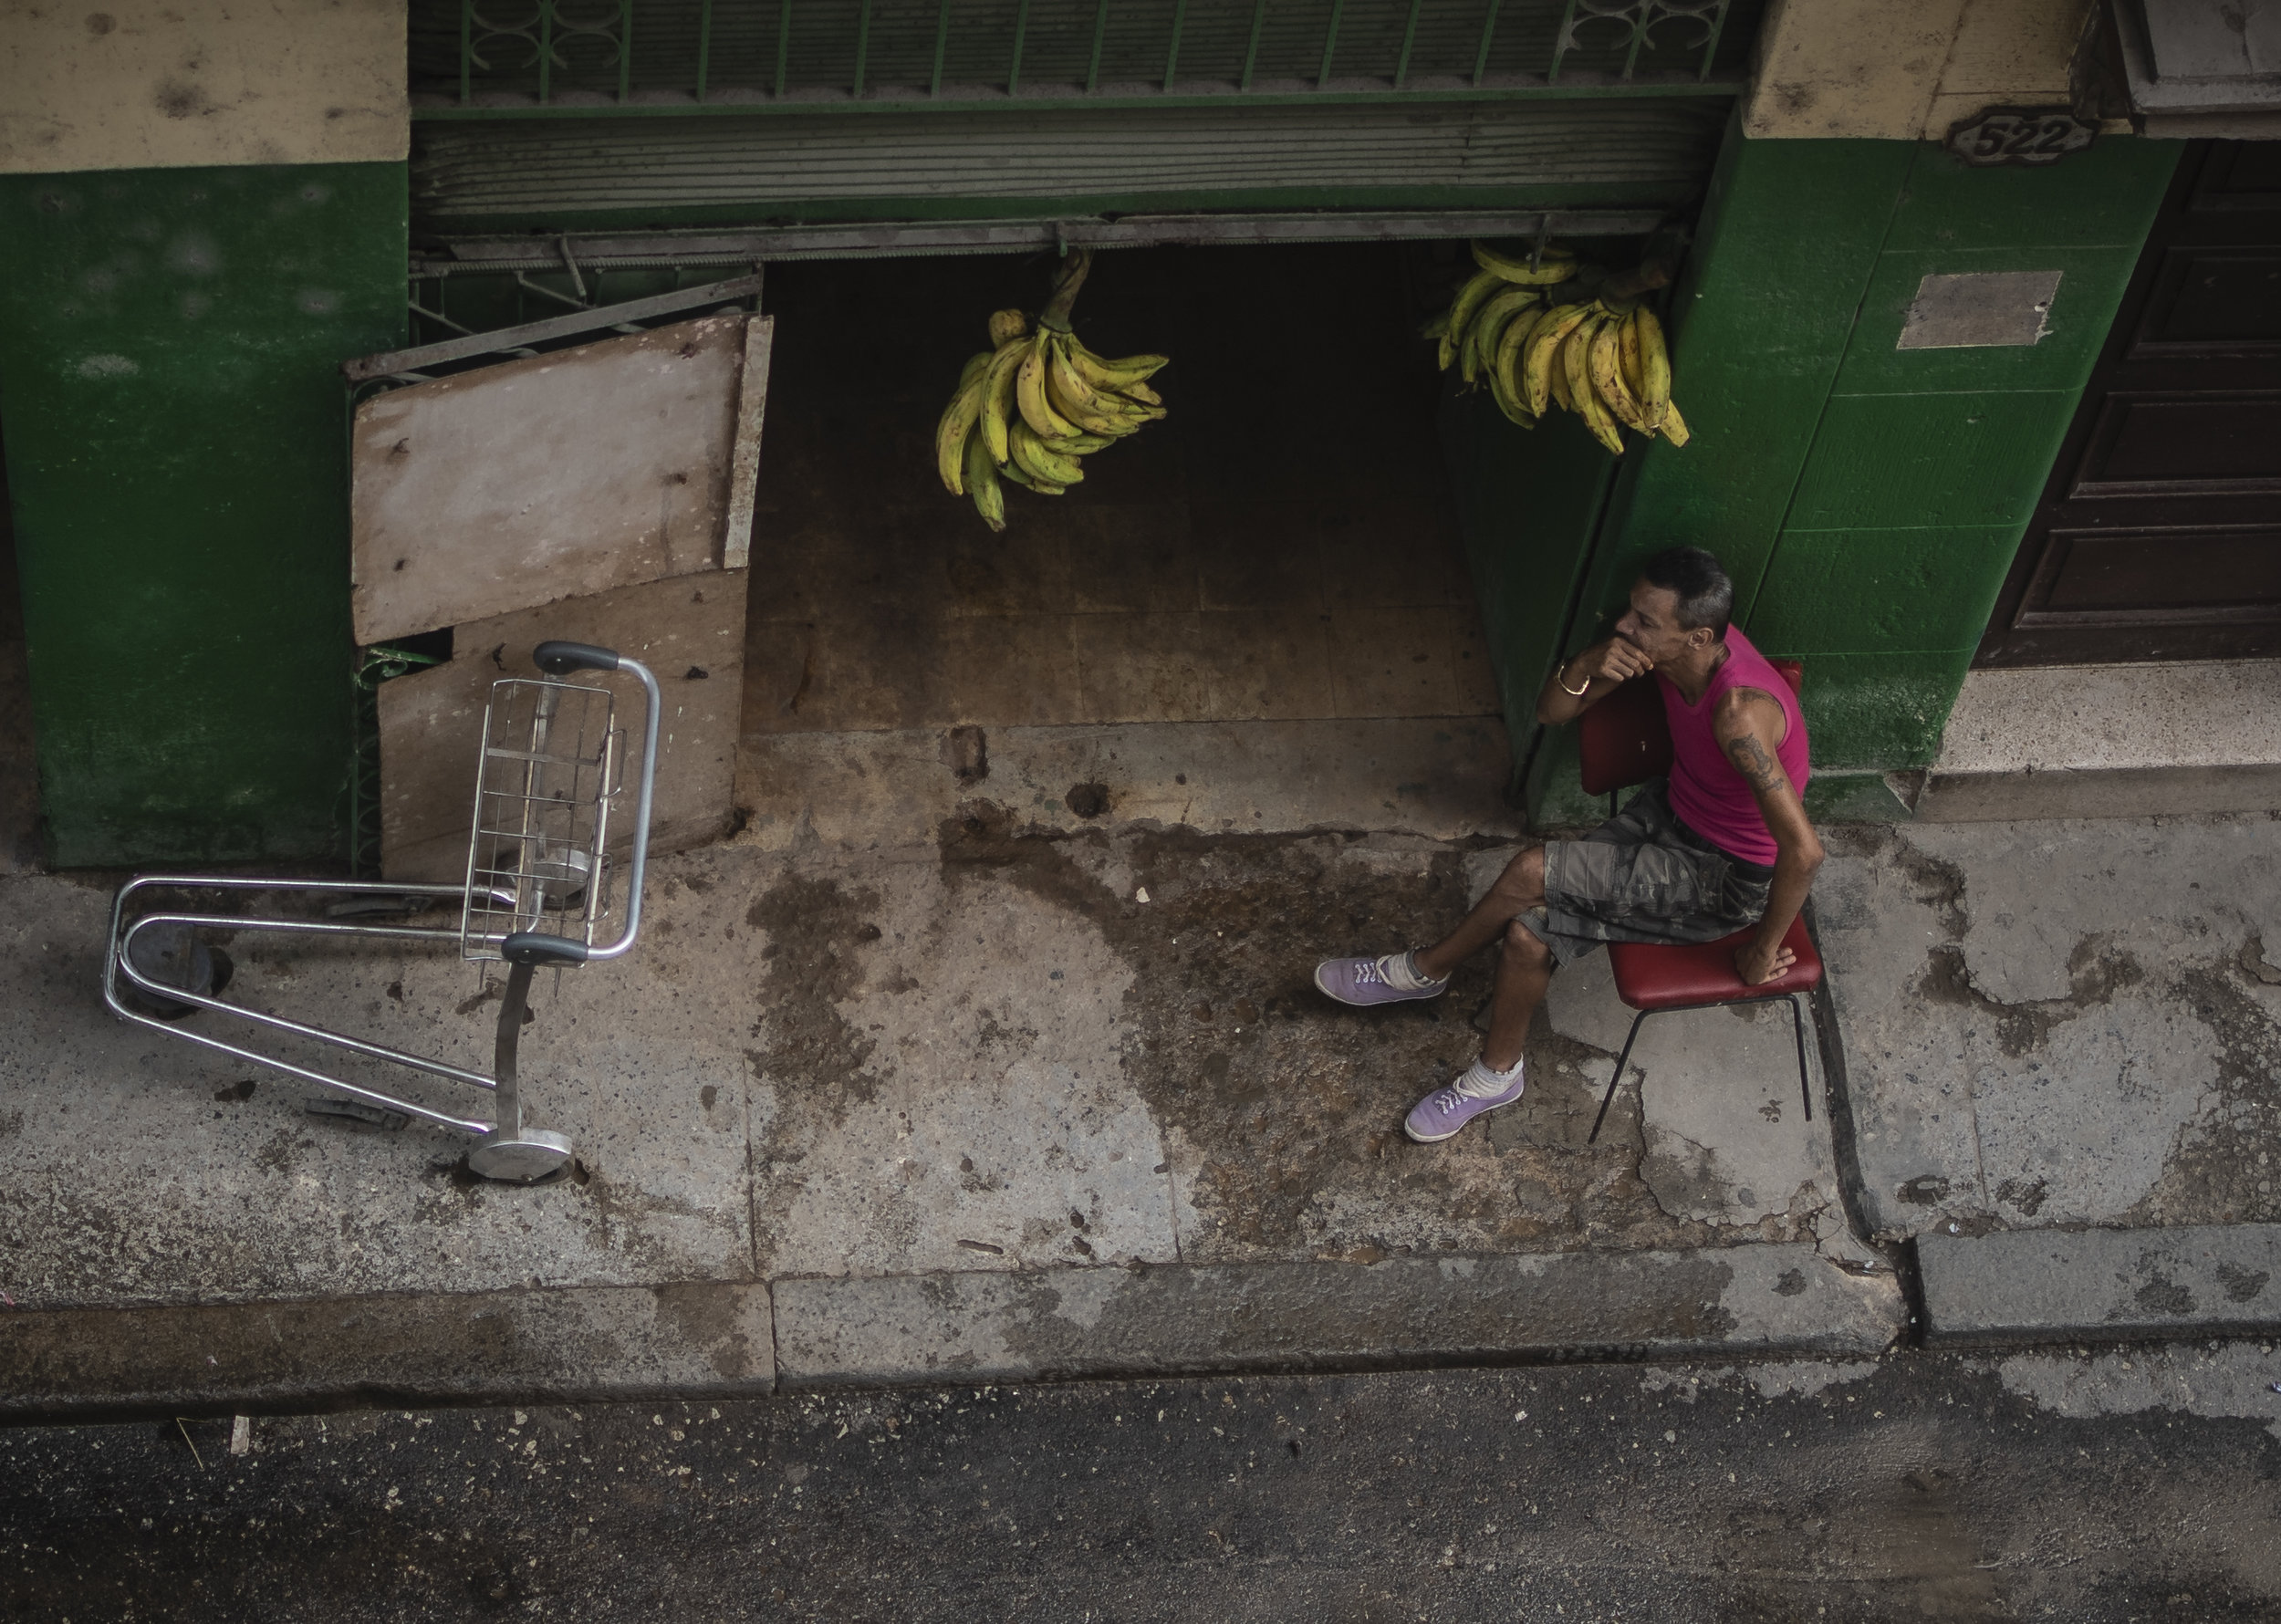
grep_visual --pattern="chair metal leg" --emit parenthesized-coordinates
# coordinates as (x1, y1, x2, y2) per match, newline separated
(1588, 994, 1816, 1146)
(1588, 1008, 1652, 1145)
(1786, 992, 1814, 1124)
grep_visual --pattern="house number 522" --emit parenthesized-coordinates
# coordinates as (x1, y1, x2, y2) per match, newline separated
(1946, 107, 2097, 168)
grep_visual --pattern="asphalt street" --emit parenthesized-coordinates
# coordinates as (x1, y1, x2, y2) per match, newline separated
(7, 1343, 2281, 1622)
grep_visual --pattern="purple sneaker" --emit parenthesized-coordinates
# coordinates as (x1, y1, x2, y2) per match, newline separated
(1315, 952, 1447, 1006)
(1404, 1059, 1526, 1143)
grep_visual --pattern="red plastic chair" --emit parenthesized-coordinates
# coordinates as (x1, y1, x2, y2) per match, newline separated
(1574, 659, 1822, 1144)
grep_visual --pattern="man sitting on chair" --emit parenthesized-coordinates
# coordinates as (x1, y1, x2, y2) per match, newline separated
(1315, 546, 1824, 1144)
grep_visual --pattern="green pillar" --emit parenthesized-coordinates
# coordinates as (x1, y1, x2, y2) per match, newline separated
(0, 163, 408, 867)
(1536, 122, 2179, 824)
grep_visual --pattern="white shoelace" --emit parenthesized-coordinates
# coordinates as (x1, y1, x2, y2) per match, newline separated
(1367, 953, 1445, 993)
(1449, 1060, 1525, 1102)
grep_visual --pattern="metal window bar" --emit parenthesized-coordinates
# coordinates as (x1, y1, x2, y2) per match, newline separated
(1239, 0, 1266, 90)
(1623, 0, 1657, 78)
(1695, 0, 1732, 78)
(1008, 0, 1031, 94)
(1545, 0, 1578, 79)
(438, 0, 1748, 106)
(1472, 0, 1503, 86)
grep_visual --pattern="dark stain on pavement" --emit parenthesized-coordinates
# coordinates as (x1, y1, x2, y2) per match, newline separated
(933, 814, 1724, 1264)
(745, 873, 885, 1111)
(744, 870, 889, 1272)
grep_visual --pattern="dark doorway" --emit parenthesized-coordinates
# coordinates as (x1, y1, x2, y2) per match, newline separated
(1976, 140, 2281, 667)
(739, 245, 1495, 752)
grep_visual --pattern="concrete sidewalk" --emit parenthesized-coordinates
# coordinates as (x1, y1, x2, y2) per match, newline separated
(1813, 811, 2281, 1341)
(7, 797, 2276, 1413)
(1, 796, 1896, 1415)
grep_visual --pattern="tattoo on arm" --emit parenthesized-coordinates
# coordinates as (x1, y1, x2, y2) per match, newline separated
(1724, 732, 1786, 795)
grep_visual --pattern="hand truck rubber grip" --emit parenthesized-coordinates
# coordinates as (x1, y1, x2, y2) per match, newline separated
(504, 932, 591, 966)
(533, 640, 621, 675)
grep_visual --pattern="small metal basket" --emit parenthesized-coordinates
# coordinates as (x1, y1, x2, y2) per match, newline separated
(103, 640, 661, 1183)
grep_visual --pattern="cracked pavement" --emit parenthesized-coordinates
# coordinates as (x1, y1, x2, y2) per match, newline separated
(7, 805, 2280, 1398)
(1815, 813, 2281, 1243)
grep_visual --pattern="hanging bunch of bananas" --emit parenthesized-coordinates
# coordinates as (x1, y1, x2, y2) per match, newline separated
(1424, 240, 1690, 455)
(934, 247, 1171, 531)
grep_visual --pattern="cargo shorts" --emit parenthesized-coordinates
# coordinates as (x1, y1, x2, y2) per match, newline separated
(1513, 780, 1774, 967)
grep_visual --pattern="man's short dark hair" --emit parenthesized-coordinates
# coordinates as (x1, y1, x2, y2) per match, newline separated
(1640, 547, 1734, 641)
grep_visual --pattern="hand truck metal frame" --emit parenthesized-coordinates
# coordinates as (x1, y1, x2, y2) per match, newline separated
(103, 640, 661, 1184)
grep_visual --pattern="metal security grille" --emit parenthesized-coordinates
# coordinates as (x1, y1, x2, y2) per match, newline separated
(410, 0, 1761, 111)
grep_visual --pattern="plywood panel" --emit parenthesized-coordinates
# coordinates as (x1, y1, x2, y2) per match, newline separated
(377, 571, 748, 883)
(351, 316, 746, 646)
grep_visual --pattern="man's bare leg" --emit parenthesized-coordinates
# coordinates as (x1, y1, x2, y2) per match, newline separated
(1412, 847, 1547, 983)
(1479, 921, 1554, 1072)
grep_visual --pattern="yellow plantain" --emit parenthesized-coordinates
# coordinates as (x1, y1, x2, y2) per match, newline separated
(1519, 303, 1592, 418)
(979, 338, 1029, 464)
(1471, 240, 1578, 286)
(1439, 269, 1505, 371)
(1069, 344, 1169, 388)
(1463, 286, 1538, 385)
(1016, 333, 1078, 440)
(1588, 316, 1646, 432)
(988, 308, 1028, 348)
(1010, 421, 1086, 487)
(1548, 328, 1578, 412)
(1633, 307, 1672, 432)
(1119, 379, 1163, 408)
(1492, 304, 1546, 414)
(1566, 318, 1623, 453)
(956, 349, 994, 389)
(1484, 338, 1536, 429)
(1044, 333, 1105, 423)
(999, 460, 1066, 495)
(1420, 308, 1451, 342)
(1099, 388, 1166, 422)
(1474, 286, 1540, 343)
(1660, 398, 1691, 447)
(1052, 381, 1150, 438)
(964, 429, 1005, 532)
(935, 373, 987, 495)
(1043, 432, 1115, 455)
(1618, 309, 1646, 405)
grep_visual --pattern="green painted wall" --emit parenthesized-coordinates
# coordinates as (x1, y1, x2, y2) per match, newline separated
(1531, 124, 2179, 824)
(0, 164, 408, 867)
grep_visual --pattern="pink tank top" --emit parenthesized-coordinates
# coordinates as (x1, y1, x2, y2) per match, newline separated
(1656, 625, 1810, 868)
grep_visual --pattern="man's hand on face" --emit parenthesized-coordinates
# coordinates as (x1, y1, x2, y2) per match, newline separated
(1579, 638, 1655, 686)
(1734, 936, 1797, 987)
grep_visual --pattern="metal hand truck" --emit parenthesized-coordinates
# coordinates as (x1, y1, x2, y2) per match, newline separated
(103, 640, 660, 1183)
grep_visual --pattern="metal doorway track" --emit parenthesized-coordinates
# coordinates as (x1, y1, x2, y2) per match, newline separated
(413, 208, 1671, 276)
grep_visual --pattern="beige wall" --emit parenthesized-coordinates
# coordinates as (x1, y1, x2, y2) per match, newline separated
(1, 0, 407, 173)
(1745, 0, 2095, 141)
